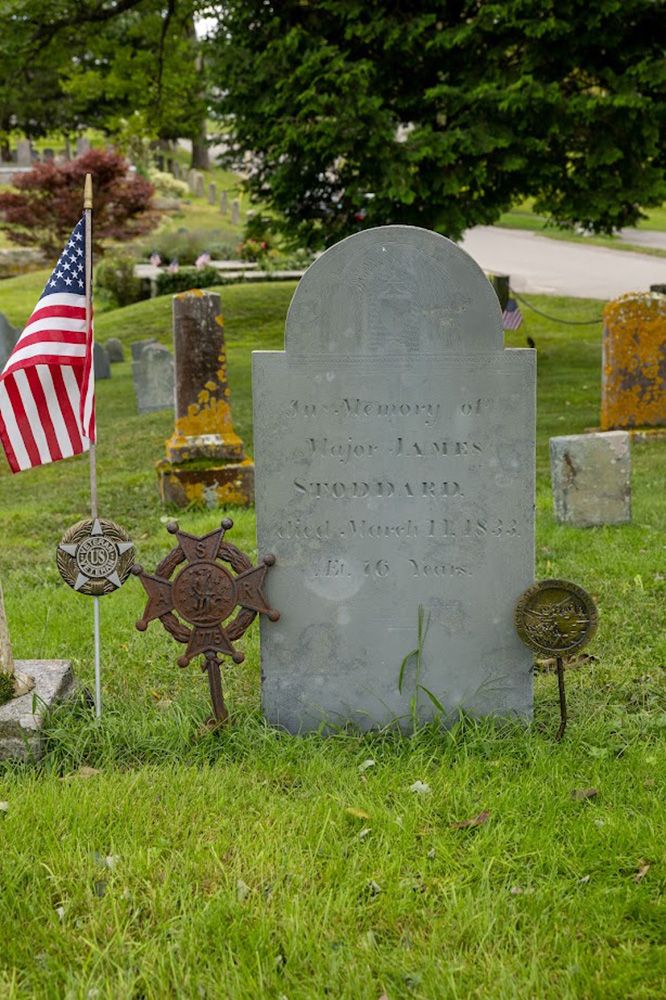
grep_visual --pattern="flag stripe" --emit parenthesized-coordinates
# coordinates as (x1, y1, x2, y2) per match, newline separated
(25, 367, 63, 463)
(2, 373, 41, 468)
(0, 380, 28, 472)
(50, 366, 83, 455)
(14, 369, 52, 465)
(20, 317, 86, 340)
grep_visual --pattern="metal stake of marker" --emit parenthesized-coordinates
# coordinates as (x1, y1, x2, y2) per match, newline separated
(84, 173, 102, 719)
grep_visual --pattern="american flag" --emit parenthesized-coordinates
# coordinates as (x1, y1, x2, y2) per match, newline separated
(0, 217, 94, 473)
(502, 297, 524, 331)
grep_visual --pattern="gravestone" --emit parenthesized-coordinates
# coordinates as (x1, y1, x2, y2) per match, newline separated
(231, 199, 240, 226)
(550, 431, 631, 526)
(157, 290, 254, 507)
(93, 342, 111, 380)
(76, 136, 90, 157)
(601, 292, 666, 430)
(0, 313, 19, 372)
(16, 140, 32, 167)
(105, 337, 125, 363)
(172, 161, 180, 179)
(220, 191, 228, 214)
(132, 342, 174, 414)
(253, 225, 536, 733)
(208, 182, 217, 205)
(131, 338, 157, 361)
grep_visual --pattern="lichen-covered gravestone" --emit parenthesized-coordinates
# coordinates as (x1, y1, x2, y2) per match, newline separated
(93, 342, 111, 380)
(253, 225, 536, 732)
(106, 337, 125, 363)
(601, 292, 666, 430)
(157, 290, 254, 507)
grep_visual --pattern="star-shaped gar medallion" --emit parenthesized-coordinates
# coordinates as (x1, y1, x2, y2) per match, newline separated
(57, 518, 135, 596)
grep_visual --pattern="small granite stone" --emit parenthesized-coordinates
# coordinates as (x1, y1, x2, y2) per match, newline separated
(0, 660, 74, 760)
(231, 199, 240, 226)
(550, 431, 631, 526)
(133, 342, 174, 414)
(0, 312, 19, 371)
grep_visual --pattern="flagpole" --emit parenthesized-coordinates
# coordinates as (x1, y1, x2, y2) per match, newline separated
(84, 173, 102, 719)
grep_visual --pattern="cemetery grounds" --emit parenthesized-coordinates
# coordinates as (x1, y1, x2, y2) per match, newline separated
(0, 272, 664, 997)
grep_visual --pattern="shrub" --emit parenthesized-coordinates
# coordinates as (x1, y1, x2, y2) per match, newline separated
(155, 266, 221, 296)
(148, 169, 189, 199)
(0, 149, 159, 258)
(146, 228, 236, 266)
(96, 252, 147, 309)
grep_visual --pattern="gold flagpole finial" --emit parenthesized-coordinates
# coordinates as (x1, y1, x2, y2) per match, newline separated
(84, 173, 93, 210)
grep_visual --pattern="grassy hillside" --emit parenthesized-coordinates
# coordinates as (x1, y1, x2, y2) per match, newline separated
(0, 281, 664, 998)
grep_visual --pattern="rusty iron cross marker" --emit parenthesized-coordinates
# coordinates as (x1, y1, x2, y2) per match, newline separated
(514, 578, 598, 740)
(132, 518, 279, 723)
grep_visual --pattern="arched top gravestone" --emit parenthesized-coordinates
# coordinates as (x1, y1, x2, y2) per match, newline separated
(286, 226, 503, 357)
(253, 225, 535, 734)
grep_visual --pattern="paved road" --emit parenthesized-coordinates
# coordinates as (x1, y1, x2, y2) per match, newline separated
(459, 226, 665, 299)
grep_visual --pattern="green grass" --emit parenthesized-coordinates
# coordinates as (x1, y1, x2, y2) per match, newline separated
(0, 282, 665, 998)
(498, 199, 666, 256)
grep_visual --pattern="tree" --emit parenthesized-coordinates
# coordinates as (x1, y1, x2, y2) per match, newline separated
(0, 149, 158, 256)
(208, 0, 666, 247)
(0, 1, 213, 168)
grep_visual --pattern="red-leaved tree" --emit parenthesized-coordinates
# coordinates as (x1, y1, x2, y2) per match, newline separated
(0, 149, 159, 256)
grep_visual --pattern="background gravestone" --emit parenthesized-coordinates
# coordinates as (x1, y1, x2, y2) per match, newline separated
(131, 338, 157, 361)
(550, 431, 631, 526)
(75, 136, 90, 157)
(0, 313, 19, 372)
(93, 342, 111, 380)
(208, 182, 217, 205)
(105, 337, 125, 363)
(16, 140, 32, 166)
(132, 342, 174, 414)
(231, 199, 240, 226)
(253, 225, 536, 733)
(601, 292, 666, 430)
(220, 191, 228, 214)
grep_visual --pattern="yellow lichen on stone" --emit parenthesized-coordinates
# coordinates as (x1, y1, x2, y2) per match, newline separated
(601, 292, 666, 430)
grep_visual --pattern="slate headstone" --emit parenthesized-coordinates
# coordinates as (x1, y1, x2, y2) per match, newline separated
(601, 292, 666, 429)
(131, 338, 157, 361)
(0, 313, 19, 371)
(550, 431, 631, 526)
(93, 342, 111, 380)
(16, 140, 32, 167)
(231, 199, 240, 226)
(253, 225, 536, 733)
(220, 191, 228, 214)
(133, 343, 174, 414)
(194, 173, 205, 198)
(208, 182, 217, 205)
(105, 338, 125, 363)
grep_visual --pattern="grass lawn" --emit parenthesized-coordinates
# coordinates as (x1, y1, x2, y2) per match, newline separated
(498, 200, 666, 258)
(0, 280, 664, 998)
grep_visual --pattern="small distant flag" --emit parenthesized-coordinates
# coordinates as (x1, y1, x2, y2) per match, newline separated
(0, 217, 94, 473)
(502, 297, 524, 331)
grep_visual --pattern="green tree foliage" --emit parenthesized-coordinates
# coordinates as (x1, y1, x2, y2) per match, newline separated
(0, 1, 211, 163)
(209, 0, 666, 246)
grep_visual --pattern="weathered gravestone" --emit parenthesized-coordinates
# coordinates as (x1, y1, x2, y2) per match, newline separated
(208, 182, 217, 205)
(157, 290, 254, 507)
(0, 313, 19, 372)
(220, 191, 228, 214)
(105, 337, 125, 363)
(253, 225, 536, 732)
(601, 292, 666, 430)
(231, 199, 240, 226)
(76, 136, 90, 157)
(94, 342, 111, 380)
(132, 342, 174, 414)
(16, 140, 32, 166)
(131, 338, 157, 361)
(550, 431, 631, 526)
